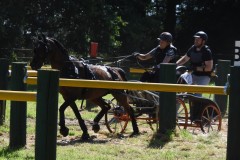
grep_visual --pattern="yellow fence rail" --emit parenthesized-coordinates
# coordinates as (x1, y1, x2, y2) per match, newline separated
(129, 68, 149, 74)
(26, 77, 226, 95)
(27, 70, 38, 77)
(7, 67, 145, 77)
(0, 90, 36, 101)
(9, 70, 38, 77)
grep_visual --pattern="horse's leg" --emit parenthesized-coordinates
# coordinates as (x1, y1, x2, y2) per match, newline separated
(90, 98, 111, 133)
(59, 101, 71, 137)
(69, 101, 90, 140)
(112, 92, 140, 136)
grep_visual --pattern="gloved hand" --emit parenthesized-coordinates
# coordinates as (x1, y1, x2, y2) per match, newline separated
(132, 52, 140, 57)
(153, 64, 160, 69)
(153, 64, 160, 71)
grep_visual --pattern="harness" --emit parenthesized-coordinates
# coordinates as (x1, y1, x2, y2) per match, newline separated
(187, 45, 212, 77)
(61, 57, 96, 80)
(154, 45, 178, 64)
(80, 62, 96, 80)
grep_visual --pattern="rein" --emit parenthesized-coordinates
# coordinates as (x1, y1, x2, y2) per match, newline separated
(104, 55, 150, 73)
(104, 55, 134, 66)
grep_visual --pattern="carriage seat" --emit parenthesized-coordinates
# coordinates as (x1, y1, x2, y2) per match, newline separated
(177, 93, 220, 121)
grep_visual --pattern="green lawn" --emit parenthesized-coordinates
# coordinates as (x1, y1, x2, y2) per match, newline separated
(0, 91, 227, 160)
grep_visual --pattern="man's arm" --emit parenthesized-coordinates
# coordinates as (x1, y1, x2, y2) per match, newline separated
(204, 60, 213, 71)
(136, 52, 153, 60)
(176, 55, 190, 66)
(193, 60, 213, 72)
(201, 60, 213, 72)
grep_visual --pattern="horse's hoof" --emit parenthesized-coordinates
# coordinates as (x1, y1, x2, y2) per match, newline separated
(129, 131, 140, 137)
(117, 133, 125, 139)
(60, 127, 69, 137)
(81, 133, 90, 140)
(92, 124, 100, 133)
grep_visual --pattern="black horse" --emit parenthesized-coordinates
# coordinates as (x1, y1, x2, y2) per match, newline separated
(30, 35, 139, 140)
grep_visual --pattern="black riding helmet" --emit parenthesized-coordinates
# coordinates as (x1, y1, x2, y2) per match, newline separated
(157, 32, 173, 43)
(193, 31, 208, 41)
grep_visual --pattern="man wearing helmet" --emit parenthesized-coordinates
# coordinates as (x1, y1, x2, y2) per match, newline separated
(176, 31, 213, 96)
(134, 32, 178, 82)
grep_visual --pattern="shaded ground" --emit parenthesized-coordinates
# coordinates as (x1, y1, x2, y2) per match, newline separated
(0, 113, 228, 160)
(0, 113, 228, 146)
(54, 115, 228, 146)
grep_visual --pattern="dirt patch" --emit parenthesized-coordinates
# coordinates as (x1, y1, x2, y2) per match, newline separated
(54, 116, 228, 145)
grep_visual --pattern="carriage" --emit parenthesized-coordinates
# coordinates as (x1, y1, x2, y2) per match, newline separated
(104, 75, 222, 134)
(31, 35, 222, 140)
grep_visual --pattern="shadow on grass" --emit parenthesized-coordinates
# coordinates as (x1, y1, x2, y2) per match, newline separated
(57, 135, 109, 146)
(147, 130, 173, 148)
(56, 131, 137, 146)
(0, 146, 34, 159)
(0, 146, 18, 155)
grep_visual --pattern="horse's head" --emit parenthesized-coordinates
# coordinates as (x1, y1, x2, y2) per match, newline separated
(30, 34, 49, 70)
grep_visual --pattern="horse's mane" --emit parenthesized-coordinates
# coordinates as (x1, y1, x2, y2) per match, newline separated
(50, 38, 69, 58)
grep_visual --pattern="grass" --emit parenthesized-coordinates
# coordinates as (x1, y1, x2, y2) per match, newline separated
(0, 93, 227, 160)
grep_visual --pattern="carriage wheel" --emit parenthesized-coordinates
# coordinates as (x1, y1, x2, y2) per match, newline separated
(176, 98, 189, 130)
(105, 98, 130, 134)
(200, 104, 222, 133)
(146, 118, 158, 131)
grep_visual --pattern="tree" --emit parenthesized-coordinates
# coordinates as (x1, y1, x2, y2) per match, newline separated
(1, 0, 239, 60)
(175, 0, 240, 60)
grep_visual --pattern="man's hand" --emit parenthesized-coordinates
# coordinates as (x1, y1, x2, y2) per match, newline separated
(153, 64, 160, 69)
(132, 52, 140, 57)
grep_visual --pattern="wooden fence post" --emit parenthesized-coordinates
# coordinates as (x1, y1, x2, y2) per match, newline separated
(158, 63, 176, 133)
(214, 59, 231, 117)
(35, 69, 59, 160)
(226, 66, 240, 160)
(0, 58, 9, 125)
(9, 62, 27, 149)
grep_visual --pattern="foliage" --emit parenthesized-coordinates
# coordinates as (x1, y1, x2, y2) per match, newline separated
(175, 0, 240, 55)
(0, 0, 239, 60)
